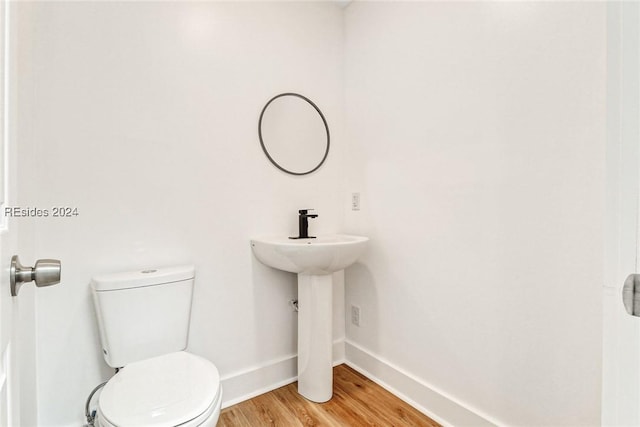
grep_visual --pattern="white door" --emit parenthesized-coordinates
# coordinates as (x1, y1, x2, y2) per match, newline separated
(603, 3, 640, 426)
(0, 0, 21, 424)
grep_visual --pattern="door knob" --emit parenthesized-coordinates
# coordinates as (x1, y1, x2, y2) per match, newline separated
(10, 255, 61, 296)
(622, 273, 640, 317)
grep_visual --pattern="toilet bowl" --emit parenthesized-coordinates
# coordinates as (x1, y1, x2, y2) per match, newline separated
(96, 352, 222, 427)
(91, 266, 222, 427)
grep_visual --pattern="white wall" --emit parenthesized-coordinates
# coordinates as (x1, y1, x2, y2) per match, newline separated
(17, 2, 611, 425)
(17, 2, 345, 425)
(343, 2, 606, 426)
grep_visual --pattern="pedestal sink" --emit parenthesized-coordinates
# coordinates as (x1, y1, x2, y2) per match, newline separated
(250, 234, 368, 402)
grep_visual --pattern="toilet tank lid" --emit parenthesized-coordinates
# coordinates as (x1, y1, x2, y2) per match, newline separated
(91, 265, 195, 291)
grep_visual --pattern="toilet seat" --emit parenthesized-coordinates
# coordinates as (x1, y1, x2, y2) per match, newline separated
(98, 351, 221, 427)
(97, 396, 220, 427)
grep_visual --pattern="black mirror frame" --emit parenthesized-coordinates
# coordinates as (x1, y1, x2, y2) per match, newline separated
(258, 92, 330, 176)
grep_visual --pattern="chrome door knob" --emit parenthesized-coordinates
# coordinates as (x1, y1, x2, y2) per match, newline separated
(10, 255, 61, 296)
(34, 259, 62, 287)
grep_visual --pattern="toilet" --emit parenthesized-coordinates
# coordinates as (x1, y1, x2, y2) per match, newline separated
(91, 265, 222, 427)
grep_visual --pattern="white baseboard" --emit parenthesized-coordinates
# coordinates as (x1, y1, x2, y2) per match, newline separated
(221, 340, 346, 409)
(220, 353, 297, 409)
(221, 339, 496, 427)
(333, 338, 346, 364)
(344, 340, 500, 427)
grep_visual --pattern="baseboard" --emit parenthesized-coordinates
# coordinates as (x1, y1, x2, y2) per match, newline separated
(344, 340, 500, 427)
(221, 339, 346, 408)
(220, 352, 297, 409)
(333, 338, 346, 364)
(221, 339, 498, 426)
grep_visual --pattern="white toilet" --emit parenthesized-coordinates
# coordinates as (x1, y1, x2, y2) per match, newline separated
(91, 265, 222, 427)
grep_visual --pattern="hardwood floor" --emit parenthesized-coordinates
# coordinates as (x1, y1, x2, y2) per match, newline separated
(218, 364, 441, 427)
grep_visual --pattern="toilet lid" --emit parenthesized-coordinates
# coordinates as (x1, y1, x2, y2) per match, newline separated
(99, 351, 220, 427)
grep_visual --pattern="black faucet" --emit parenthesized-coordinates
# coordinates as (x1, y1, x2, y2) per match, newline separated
(290, 209, 318, 239)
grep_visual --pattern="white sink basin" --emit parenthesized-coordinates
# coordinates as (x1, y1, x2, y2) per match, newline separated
(250, 234, 368, 275)
(250, 233, 368, 403)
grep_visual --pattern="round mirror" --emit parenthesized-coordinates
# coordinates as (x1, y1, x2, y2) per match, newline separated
(258, 93, 330, 175)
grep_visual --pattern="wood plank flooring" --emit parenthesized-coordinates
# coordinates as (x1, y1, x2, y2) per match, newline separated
(218, 364, 440, 427)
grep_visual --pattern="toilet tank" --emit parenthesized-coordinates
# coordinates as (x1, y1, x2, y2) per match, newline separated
(91, 265, 195, 368)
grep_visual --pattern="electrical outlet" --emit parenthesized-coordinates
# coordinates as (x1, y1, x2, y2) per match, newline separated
(351, 305, 360, 326)
(352, 193, 360, 211)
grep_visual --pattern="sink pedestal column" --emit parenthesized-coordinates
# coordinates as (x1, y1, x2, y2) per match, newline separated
(297, 273, 333, 402)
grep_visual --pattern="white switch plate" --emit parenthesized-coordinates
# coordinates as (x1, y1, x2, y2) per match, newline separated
(351, 193, 360, 211)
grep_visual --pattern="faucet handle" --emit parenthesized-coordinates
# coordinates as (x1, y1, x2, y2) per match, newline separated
(298, 209, 315, 215)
